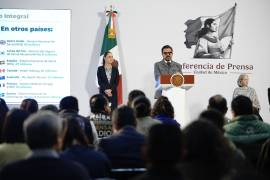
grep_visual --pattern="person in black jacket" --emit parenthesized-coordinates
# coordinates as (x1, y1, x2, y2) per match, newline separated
(97, 51, 119, 111)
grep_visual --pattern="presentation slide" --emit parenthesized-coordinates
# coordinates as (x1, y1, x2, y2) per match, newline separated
(0, 9, 70, 104)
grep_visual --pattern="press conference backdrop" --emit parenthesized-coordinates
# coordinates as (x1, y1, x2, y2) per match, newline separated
(0, 9, 70, 104)
(1, 0, 270, 126)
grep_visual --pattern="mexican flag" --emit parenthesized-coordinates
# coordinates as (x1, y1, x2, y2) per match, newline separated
(98, 10, 123, 104)
(184, 4, 236, 50)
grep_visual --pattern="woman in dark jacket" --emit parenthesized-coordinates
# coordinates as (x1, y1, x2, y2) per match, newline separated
(97, 51, 119, 111)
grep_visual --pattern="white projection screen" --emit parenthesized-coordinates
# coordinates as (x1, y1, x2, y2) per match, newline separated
(0, 9, 70, 104)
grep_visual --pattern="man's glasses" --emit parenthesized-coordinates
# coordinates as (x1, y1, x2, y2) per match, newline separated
(163, 52, 173, 55)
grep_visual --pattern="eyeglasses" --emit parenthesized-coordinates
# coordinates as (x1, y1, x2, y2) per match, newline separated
(163, 52, 173, 55)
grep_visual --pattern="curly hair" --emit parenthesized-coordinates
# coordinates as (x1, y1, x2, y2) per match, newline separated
(151, 96, 174, 119)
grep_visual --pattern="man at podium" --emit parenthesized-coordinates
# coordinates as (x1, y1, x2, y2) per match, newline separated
(154, 45, 182, 99)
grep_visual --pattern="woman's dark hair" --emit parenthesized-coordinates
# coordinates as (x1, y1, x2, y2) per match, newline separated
(132, 96, 151, 118)
(199, 109, 225, 132)
(89, 94, 109, 114)
(147, 124, 182, 166)
(151, 96, 174, 119)
(102, 51, 112, 66)
(40, 104, 59, 114)
(231, 95, 253, 116)
(127, 89, 145, 107)
(2, 108, 30, 143)
(20, 98, 39, 114)
(197, 18, 215, 38)
(62, 114, 90, 150)
(112, 105, 136, 130)
(0, 98, 9, 142)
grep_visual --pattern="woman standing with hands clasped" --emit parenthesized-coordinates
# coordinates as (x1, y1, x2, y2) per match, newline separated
(97, 51, 119, 111)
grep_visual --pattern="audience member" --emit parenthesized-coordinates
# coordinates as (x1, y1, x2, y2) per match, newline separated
(127, 89, 145, 107)
(199, 109, 225, 132)
(0, 109, 31, 167)
(151, 96, 180, 127)
(88, 94, 111, 139)
(40, 104, 58, 114)
(225, 95, 270, 144)
(132, 96, 160, 136)
(208, 94, 230, 123)
(0, 111, 90, 180)
(0, 98, 9, 143)
(59, 96, 96, 145)
(180, 120, 234, 180)
(224, 95, 270, 167)
(20, 98, 38, 114)
(135, 124, 183, 180)
(60, 114, 111, 179)
(99, 105, 145, 168)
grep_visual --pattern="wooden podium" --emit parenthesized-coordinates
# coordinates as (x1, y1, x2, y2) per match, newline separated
(160, 74, 194, 127)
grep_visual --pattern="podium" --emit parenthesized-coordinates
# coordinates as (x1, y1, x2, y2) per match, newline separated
(160, 74, 194, 127)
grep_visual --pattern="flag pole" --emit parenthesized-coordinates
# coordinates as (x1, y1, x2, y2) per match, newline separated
(229, 3, 237, 58)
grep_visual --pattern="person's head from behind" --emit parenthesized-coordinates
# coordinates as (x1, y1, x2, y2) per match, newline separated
(237, 74, 249, 87)
(199, 109, 225, 132)
(161, 45, 173, 62)
(20, 98, 38, 114)
(0, 98, 9, 119)
(23, 111, 66, 151)
(59, 96, 79, 113)
(102, 51, 114, 66)
(183, 120, 232, 166)
(2, 108, 30, 143)
(89, 94, 110, 114)
(208, 94, 228, 116)
(40, 104, 59, 114)
(146, 124, 182, 167)
(231, 95, 253, 118)
(112, 105, 136, 132)
(0, 98, 9, 142)
(151, 96, 174, 119)
(62, 114, 90, 150)
(127, 89, 145, 107)
(132, 96, 151, 118)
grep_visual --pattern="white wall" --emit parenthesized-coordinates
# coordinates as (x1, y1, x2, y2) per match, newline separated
(2, 0, 270, 125)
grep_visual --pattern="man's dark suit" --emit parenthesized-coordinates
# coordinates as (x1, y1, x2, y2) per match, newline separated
(99, 126, 145, 168)
(0, 157, 89, 180)
(154, 60, 182, 99)
(97, 66, 119, 110)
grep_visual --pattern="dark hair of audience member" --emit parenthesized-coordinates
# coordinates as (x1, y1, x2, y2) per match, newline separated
(0, 98, 9, 142)
(208, 94, 228, 115)
(146, 124, 182, 167)
(127, 89, 145, 107)
(132, 96, 151, 118)
(59, 96, 79, 112)
(199, 109, 225, 132)
(112, 105, 136, 130)
(23, 111, 65, 150)
(40, 104, 59, 114)
(62, 115, 90, 150)
(231, 95, 253, 116)
(20, 98, 38, 114)
(89, 94, 109, 114)
(2, 108, 30, 143)
(151, 96, 174, 119)
(183, 120, 233, 174)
